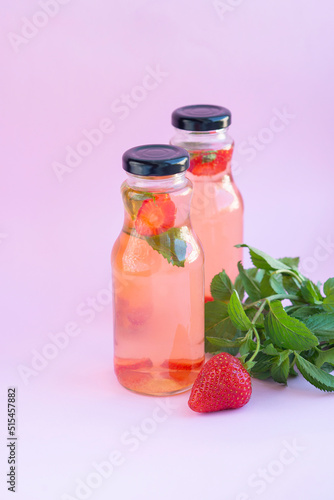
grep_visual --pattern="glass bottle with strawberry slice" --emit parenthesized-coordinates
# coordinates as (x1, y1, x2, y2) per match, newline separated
(171, 105, 244, 301)
(111, 145, 205, 396)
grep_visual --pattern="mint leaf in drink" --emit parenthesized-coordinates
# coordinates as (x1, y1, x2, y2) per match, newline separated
(265, 301, 318, 350)
(228, 291, 253, 331)
(145, 227, 187, 267)
(211, 270, 233, 301)
(236, 244, 290, 271)
(295, 354, 334, 392)
(324, 278, 334, 297)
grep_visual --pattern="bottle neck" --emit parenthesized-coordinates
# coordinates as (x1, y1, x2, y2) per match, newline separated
(125, 172, 188, 191)
(171, 127, 233, 151)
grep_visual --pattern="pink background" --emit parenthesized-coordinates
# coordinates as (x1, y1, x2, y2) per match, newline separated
(1, 1, 334, 499)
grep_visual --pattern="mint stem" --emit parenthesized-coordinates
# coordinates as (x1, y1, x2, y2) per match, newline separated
(271, 269, 303, 285)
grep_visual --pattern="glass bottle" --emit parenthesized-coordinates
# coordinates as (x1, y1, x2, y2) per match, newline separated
(171, 105, 243, 301)
(111, 145, 205, 396)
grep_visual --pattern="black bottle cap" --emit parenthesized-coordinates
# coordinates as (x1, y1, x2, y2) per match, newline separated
(122, 144, 189, 176)
(171, 104, 231, 131)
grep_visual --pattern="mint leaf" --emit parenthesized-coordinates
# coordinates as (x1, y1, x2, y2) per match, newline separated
(206, 337, 244, 349)
(250, 352, 276, 379)
(234, 274, 245, 301)
(271, 357, 290, 384)
(315, 347, 334, 369)
(324, 278, 334, 297)
(282, 275, 301, 295)
(210, 270, 233, 301)
(236, 244, 290, 271)
(260, 273, 276, 297)
(278, 257, 300, 269)
(295, 353, 334, 392)
(245, 307, 264, 328)
(300, 280, 323, 304)
(269, 274, 286, 295)
(239, 337, 257, 356)
(145, 227, 187, 267)
(228, 291, 253, 331)
(262, 344, 280, 356)
(305, 313, 334, 342)
(123, 190, 154, 218)
(202, 152, 217, 163)
(265, 301, 318, 350)
(287, 305, 323, 321)
(237, 262, 262, 302)
(205, 301, 238, 353)
(323, 295, 334, 312)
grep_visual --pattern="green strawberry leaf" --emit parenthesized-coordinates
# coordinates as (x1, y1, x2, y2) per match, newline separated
(265, 301, 318, 350)
(228, 291, 253, 331)
(236, 244, 290, 271)
(145, 227, 187, 267)
(237, 262, 262, 302)
(210, 270, 233, 301)
(295, 353, 334, 392)
(305, 313, 334, 342)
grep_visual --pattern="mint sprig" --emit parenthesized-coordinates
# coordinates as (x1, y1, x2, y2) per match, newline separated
(206, 244, 334, 392)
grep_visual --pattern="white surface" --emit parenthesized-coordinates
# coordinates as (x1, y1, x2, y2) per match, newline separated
(2, 314, 334, 500)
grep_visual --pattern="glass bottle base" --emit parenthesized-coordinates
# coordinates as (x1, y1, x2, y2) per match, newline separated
(114, 356, 204, 397)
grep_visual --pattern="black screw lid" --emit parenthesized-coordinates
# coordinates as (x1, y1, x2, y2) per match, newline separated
(172, 104, 231, 131)
(122, 144, 189, 176)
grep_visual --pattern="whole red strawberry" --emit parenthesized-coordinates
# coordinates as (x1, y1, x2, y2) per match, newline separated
(188, 353, 252, 413)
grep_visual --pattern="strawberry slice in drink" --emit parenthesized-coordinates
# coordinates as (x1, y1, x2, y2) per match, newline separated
(115, 357, 153, 372)
(161, 358, 205, 371)
(189, 148, 233, 176)
(135, 194, 176, 236)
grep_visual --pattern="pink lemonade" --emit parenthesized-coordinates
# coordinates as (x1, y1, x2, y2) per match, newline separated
(188, 168, 243, 299)
(171, 105, 244, 300)
(112, 145, 205, 396)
